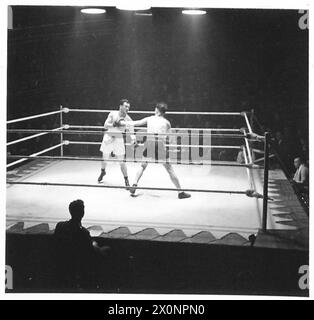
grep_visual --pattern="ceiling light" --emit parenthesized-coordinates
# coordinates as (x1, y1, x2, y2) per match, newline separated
(134, 12, 153, 16)
(182, 9, 207, 15)
(80, 8, 106, 14)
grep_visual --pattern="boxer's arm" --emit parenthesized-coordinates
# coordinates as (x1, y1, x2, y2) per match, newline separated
(167, 122, 176, 145)
(121, 117, 148, 127)
(119, 118, 148, 145)
(126, 115, 136, 142)
(104, 112, 114, 129)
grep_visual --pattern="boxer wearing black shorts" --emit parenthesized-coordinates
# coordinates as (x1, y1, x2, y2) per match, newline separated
(122, 102, 191, 199)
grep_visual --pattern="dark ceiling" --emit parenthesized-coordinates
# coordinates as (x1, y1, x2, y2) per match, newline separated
(7, 6, 308, 132)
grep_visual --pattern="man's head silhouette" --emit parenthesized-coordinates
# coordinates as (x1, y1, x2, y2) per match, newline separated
(69, 199, 85, 222)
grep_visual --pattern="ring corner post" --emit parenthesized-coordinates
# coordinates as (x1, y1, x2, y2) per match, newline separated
(60, 105, 64, 157)
(262, 131, 270, 232)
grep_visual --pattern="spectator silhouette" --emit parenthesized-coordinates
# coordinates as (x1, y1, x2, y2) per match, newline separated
(54, 199, 109, 289)
(298, 137, 308, 161)
(274, 131, 287, 157)
(291, 157, 309, 206)
(272, 131, 293, 172)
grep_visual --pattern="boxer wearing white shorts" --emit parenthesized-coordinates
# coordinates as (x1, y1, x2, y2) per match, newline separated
(98, 99, 136, 189)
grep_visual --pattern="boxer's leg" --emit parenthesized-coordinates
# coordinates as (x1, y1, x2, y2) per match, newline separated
(98, 152, 110, 182)
(163, 163, 191, 199)
(115, 140, 130, 189)
(130, 162, 148, 195)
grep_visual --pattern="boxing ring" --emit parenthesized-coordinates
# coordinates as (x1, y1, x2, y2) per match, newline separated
(6, 107, 308, 247)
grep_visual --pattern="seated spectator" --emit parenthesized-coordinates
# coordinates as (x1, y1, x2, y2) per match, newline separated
(54, 199, 110, 288)
(218, 150, 229, 161)
(292, 157, 309, 190)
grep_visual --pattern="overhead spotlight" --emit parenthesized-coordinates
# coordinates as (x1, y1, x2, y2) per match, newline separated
(134, 12, 153, 16)
(116, 0, 151, 11)
(80, 8, 106, 14)
(182, 9, 207, 15)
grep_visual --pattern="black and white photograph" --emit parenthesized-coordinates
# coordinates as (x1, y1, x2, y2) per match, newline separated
(4, 0, 310, 298)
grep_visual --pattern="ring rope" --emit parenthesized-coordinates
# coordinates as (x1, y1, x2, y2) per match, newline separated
(66, 140, 242, 149)
(171, 128, 240, 132)
(7, 143, 63, 168)
(7, 126, 64, 146)
(7, 128, 247, 139)
(245, 132, 265, 141)
(7, 110, 61, 125)
(68, 125, 242, 132)
(243, 145, 262, 199)
(244, 137, 253, 164)
(242, 112, 253, 134)
(252, 148, 264, 154)
(6, 180, 250, 195)
(242, 145, 254, 190)
(253, 154, 275, 164)
(7, 154, 257, 168)
(66, 108, 243, 116)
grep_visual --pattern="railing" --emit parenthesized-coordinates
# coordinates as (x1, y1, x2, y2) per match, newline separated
(252, 113, 309, 214)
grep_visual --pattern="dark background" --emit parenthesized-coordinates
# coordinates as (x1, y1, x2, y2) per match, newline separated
(6, 7, 309, 294)
(7, 7, 308, 123)
(7, 6, 309, 166)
